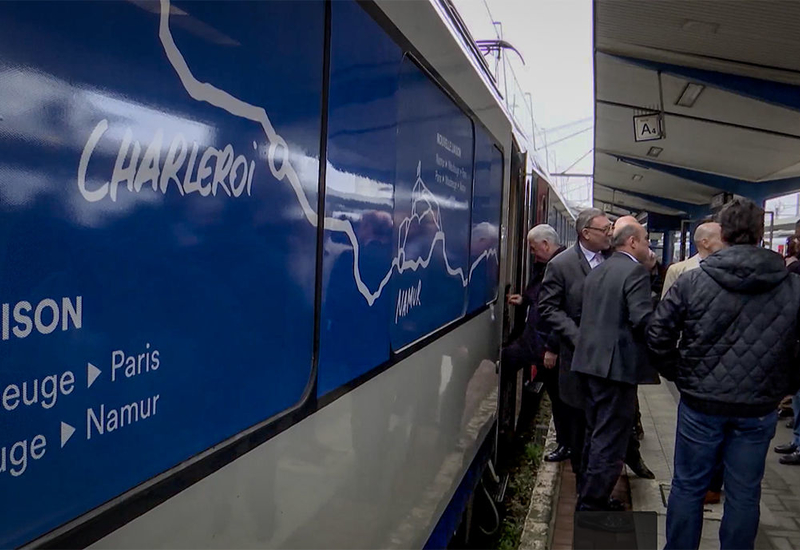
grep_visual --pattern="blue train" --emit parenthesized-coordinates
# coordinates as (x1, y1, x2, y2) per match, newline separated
(0, 1, 573, 547)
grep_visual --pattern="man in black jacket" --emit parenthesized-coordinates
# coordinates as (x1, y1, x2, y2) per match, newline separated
(507, 224, 568, 462)
(540, 209, 654, 491)
(648, 198, 800, 550)
(572, 216, 659, 512)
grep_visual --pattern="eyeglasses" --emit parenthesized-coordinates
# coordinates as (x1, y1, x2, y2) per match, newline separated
(585, 225, 613, 234)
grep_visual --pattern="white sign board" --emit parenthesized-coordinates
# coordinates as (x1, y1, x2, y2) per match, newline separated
(634, 114, 662, 142)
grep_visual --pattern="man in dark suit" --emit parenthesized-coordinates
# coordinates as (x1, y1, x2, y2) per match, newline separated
(572, 216, 659, 511)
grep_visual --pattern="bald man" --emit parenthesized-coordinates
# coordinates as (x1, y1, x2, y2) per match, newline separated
(661, 221, 724, 298)
(572, 217, 659, 514)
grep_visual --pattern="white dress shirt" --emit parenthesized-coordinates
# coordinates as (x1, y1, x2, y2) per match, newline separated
(579, 241, 605, 269)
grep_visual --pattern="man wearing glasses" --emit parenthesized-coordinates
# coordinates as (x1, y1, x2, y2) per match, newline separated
(540, 208, 654, 507)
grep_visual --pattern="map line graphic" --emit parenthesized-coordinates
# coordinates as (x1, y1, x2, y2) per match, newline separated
(158, 0, 497, 307)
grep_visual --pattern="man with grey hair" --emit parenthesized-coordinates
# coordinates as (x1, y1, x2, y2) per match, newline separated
(506, 224, 569, 461)
(501, 224, 566, 452)
(572, 216, 658, 514)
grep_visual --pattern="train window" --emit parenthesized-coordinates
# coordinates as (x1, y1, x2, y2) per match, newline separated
(467, 134, 503, 313)
(389, 56, 475, 351)
(317, 3, 503, 391)
(317, 0, 402, 396)
(0, 0, 325, 546)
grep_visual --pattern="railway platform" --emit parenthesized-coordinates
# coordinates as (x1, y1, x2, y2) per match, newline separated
(548, 381, 800, 550)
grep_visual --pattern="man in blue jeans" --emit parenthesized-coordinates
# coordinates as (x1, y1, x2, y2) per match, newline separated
(648, 198, 800, 550)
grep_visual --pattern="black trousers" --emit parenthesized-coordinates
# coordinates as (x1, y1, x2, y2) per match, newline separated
(569, 400, 642, 496)
(577, 374, 639, 511)
(566, 403, 587, 477)
(626, 398, 643, 464)
(539, 363, 570, 447)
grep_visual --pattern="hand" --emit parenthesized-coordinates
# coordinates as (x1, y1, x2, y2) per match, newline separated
(544, 351, 558, 369)
(644, 249, 657, 271)
(507, 294, 523, 306)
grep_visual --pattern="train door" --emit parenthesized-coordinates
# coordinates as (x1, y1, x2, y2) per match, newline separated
(499, 140, 528, 450)
(501, 141, 528, 343)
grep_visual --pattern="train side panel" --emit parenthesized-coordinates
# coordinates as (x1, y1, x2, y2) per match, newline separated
(94, 311, 500, 548)
(0, 0, 512, 547)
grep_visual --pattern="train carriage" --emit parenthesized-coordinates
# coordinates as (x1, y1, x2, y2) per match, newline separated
(0, 1, 572, 547)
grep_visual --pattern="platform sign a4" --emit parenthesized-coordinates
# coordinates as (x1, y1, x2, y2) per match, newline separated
(633, 114, 663, 142)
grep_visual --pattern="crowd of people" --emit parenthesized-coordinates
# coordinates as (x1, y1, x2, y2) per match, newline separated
(503, 198, 800, 549)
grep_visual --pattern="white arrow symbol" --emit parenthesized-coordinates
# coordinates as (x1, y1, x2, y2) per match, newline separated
(87, 363, 101, 388)
(61, 422, 76, 448)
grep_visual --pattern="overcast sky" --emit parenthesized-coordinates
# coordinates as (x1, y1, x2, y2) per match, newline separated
(454, 0, 594, 177)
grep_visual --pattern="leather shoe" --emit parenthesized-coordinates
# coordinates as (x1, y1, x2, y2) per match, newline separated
(704, 491, 721, 505)
(627, 458, 655, 479)
(779, 451, 800, 465)
(774, 443, 797, 454)
(544, 445, 571, 463)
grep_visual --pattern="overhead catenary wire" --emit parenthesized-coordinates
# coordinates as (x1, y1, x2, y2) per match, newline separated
(535, 116, 593, 136)
(535, 126, 592, 150)
(481, 0, 500, 38)
(556, 148, 593, 175)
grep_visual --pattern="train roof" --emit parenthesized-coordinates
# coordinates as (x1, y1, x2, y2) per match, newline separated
(432, 0, 558, 191)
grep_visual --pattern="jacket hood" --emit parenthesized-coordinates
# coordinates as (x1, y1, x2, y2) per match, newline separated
(701, 245, 788, 293)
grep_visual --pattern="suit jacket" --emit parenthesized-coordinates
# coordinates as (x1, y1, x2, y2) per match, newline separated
(539, 242, 594, 408)
(572, 252, 659, 385)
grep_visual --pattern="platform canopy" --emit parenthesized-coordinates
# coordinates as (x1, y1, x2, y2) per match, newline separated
(593, 0, 800, 222)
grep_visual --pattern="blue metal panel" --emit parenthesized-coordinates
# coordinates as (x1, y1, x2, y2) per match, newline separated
(467, 133, 502, 313)
(317, 0, 401, 396)
(613, 154, 800, 205)
(390, 58, 474, 350)
(0, 1, 323, 546)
